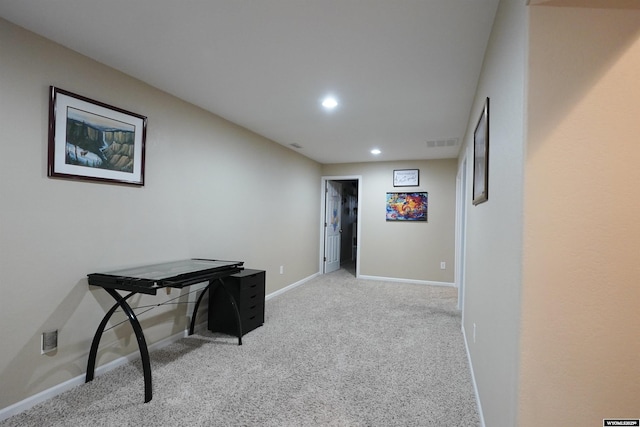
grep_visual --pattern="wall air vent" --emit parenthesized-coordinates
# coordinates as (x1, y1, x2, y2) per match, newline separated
(426, 138, 459, 148)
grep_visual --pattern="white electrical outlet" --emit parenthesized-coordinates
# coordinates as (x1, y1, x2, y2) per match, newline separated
(440, 261, 446, 270)
(473, 323, 477, 343)
(279, 265, 284, 275)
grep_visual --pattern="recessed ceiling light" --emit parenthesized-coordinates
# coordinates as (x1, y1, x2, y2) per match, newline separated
(321, 96, 338, 110)
(370, 149, 381, 155)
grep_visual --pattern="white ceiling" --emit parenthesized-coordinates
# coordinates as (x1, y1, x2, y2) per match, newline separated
(0, 0, 500, 164)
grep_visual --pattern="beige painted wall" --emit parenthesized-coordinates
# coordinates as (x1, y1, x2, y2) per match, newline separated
(0, 19, 321, 409)
(322, 160, 457, 283)
(520, 6, 640, 425)
(459, 1, 526, 426)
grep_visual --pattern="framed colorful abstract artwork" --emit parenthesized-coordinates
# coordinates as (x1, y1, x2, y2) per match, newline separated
(386, 192, 428, 222)
(48, 86, 147, 186)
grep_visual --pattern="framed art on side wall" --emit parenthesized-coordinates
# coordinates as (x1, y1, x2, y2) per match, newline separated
(472, 97, 489, 205)
(48, 86, 147, 186)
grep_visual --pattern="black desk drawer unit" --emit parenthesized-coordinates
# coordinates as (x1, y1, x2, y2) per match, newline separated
(208, 269, 265, 336)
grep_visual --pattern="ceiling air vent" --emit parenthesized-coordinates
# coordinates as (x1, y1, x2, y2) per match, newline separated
(426, 138, 459, 148)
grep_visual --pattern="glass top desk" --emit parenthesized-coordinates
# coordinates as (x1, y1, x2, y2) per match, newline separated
(86, 259, 244, 402)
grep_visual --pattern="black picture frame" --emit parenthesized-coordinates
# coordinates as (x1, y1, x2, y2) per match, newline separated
(393, 169, 419, 187)
(48, 86, 147, 186)
(472, 97, 489, 205)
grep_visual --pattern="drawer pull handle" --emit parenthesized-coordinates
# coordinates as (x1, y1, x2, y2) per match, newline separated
(249, 316, 256, 320)
(250, 305, 257, 310)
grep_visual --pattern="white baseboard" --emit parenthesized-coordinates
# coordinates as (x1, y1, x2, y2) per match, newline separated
(0, 328, 192, 422)
(265, 272, 319, 301)
(358, 274, 455, 287)
(461, 324, 486, 427)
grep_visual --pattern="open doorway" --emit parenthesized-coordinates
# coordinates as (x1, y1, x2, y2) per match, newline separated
(320, 176, 361, 277)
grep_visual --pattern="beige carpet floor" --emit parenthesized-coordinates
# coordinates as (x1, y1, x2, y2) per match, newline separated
(1, 267, 480, 426)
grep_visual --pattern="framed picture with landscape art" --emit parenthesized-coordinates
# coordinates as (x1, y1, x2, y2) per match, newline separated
(472, 97, 489, 205)
(48, 86, 147, 186)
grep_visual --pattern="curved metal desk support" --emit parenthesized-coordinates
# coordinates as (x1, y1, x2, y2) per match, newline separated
(213, 278, 243, 345)
(87, 277, 243, 403)
(86, 259, 243, 403)
(86, 288, 152, 402)
(189, 278, 243, 345)
(189, 283, 209, 336)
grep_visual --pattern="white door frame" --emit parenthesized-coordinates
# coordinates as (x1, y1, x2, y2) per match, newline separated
(455, 157, 468, 312)
(320, 175, 362, 277)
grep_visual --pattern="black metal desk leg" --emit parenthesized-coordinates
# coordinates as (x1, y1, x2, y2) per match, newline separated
(216, 278, 243, 345)
(86, 288, 153, 403)
(189, 283, 211, 335)
(86, 291, 136, 382)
